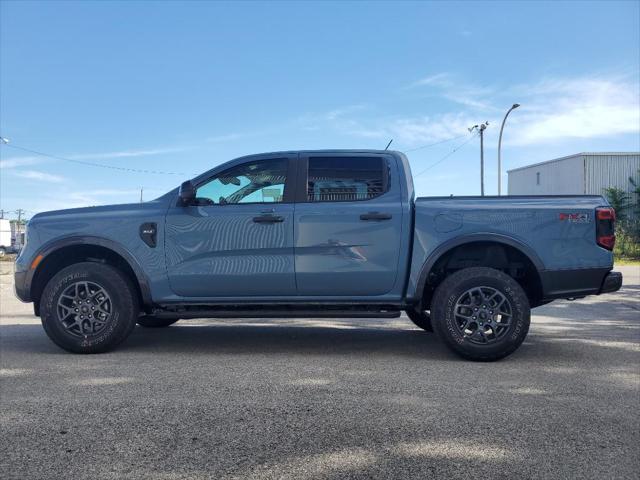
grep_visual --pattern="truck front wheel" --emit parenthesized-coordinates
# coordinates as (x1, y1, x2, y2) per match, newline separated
(40, 262, 138, 353)
(430, 267, 530, 361)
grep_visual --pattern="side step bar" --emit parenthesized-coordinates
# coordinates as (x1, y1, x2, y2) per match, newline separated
(151, 308, 401, 320)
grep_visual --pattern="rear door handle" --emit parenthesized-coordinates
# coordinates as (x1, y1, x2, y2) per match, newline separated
(360, 212, 392, 221)
(253, 214, 284, 223)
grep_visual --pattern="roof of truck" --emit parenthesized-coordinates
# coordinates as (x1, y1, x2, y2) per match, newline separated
(236, 149, 403, 158)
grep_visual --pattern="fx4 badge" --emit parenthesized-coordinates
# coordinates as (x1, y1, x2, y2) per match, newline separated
(559, 213, 590, 223)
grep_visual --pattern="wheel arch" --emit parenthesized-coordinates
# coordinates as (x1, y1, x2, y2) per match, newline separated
(29, 236, 153, 314)
(415, 233, 545, 309)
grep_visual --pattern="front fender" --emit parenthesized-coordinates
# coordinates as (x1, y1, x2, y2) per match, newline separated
(19, 235, 153, 306)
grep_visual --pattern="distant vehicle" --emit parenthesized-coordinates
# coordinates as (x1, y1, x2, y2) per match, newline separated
(0, 218, 13, 257)
(14, 150, 622, 360)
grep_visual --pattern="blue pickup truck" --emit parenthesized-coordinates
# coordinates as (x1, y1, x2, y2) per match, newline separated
(15, 150, 622, 360)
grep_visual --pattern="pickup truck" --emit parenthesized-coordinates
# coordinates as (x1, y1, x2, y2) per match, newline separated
(14, 150, 622, 360)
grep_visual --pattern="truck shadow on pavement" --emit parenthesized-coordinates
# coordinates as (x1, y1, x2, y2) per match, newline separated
(0, 321, 460, 359)
(124, 321, 459, 359)
(2, 308, 637, 362)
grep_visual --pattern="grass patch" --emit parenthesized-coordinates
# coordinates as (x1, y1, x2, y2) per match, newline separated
(614, 258, 640, 266)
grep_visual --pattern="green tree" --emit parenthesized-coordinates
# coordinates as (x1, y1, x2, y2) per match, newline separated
(629, 169, 640, 217)
(603, 187, 630, 221)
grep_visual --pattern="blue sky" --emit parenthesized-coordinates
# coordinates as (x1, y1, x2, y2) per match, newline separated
(1, 1, 639, 217)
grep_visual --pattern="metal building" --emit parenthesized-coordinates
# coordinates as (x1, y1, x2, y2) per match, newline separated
(507, 152, 640, 196)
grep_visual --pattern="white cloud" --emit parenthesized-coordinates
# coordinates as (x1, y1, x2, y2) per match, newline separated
(324, 104, 368, 121)
(408, 73, 451, 88)
(350, 72, 640, 148)
(13, 170, 65, 183)
(0, 145, 189, 170)
(339, 112, 478, 147)
(506, 76, 640, 145)
(0, 156, 44, 169)
(297, 104, 369, 127)
(69, 146, 189, 160)
(407, 73, 495, 110)
(205, 133, 245, 143)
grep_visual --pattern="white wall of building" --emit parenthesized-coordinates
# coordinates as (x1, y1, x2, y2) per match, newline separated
(584, 153, 640, 196)
(508, 153, 640, 197)
(507, 154, 585, 195)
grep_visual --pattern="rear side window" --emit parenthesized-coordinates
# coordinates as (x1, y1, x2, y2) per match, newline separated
(307, 157, 387, 202)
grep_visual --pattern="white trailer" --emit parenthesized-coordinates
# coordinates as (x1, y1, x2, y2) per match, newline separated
(0, 219, 12, 256)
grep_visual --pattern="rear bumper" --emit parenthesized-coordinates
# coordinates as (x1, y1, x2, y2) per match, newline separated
(599, 271, 622, 294)
(540, 267, 622, 300)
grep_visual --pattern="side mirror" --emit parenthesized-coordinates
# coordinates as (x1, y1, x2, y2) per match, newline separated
(178, 180, 196, 206)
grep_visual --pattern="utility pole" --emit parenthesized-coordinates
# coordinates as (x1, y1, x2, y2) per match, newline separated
(497, 103, 520, 195)
(140, 187, 144, 203)
(469, 122, 489, 196)
(0, 209, 5, 219)
(16, 209, 25, 223)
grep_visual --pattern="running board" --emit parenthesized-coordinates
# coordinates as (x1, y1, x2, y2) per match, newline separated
(152, 307, 401, 320)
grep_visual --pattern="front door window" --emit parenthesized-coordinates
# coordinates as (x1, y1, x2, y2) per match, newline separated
(196, 159, 288, 205)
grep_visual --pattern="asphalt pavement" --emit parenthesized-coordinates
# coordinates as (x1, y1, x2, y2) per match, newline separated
(1, 262, 639, 479)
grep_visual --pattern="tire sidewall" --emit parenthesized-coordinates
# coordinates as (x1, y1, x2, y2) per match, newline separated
(432, 268, 530, 360)
(406, 308, 433, 332)
(40, 263, 137, 353)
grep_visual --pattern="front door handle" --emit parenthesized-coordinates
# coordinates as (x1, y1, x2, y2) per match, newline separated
(253, 214, 284, 223)
(360, 212, 392, 221)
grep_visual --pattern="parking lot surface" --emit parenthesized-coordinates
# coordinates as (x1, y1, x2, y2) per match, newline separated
(1, 262, 639, 479)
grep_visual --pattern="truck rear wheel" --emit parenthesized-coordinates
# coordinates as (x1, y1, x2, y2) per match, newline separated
(430, 267, 530, 361)
(137, 316, 179, 328)
(40, 262, 138, 353)
(405, 309, 433, 332)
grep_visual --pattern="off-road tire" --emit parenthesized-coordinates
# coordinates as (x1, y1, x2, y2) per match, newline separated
(137, 316, 179, 328)
(431, 267, 530, 361)
(40, 262, 138, 353)
(406, 309, 433, 332)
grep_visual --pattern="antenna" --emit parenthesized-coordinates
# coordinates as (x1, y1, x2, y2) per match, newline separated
(384, 139, 393, 150)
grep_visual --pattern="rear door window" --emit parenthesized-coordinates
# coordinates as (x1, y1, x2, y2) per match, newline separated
(306, 157, 387, 202)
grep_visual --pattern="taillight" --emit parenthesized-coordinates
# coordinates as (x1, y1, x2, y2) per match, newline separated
(596, 207, 616, 250)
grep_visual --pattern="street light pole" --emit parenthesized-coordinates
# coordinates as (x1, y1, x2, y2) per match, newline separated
(480, 123, 487, 196)
(497, 103, 520, 196)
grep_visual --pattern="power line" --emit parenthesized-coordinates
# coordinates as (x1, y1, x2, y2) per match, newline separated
(413, 133, 478, 178)
(402, 134, 468, 153)
(1, 143, 190, 175)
